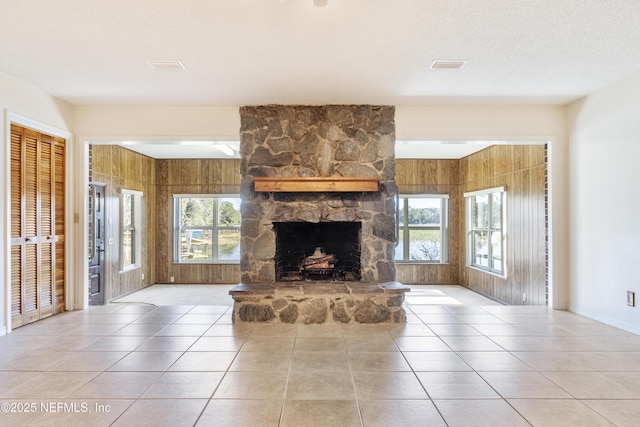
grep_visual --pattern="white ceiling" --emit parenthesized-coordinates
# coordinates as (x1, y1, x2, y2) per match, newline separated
(2, 0, 639, 158)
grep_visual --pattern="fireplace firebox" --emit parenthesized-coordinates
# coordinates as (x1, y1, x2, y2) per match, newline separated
(274, 222, 361, 282)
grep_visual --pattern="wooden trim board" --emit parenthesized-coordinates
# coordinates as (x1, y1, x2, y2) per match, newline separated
(253, 176, 379, 192)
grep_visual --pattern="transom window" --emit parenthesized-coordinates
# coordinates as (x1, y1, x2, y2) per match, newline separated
(173, 195, 241, 263)
(395, 195, 449, 263)
(465, 187, 506, 275)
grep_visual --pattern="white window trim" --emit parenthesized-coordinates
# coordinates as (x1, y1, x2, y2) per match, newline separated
(120, 189, 143, 272)
(396, 194, 449, 264)
(173, 194, 241, 264)
(465, 187, 506, 277)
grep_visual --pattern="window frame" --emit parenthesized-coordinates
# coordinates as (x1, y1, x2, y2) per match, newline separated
(173, 194, 241, 264)
(464, 186, 506, 276)
(120, 189, 143, 272)
(395, 194, 449, 264)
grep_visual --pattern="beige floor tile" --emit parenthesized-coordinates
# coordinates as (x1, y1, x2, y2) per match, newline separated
(405, 305, 450, 314)
(46, 351, 128, 372)
(416, 371, 500, 399)
(470, 323, 527, 336)
(169, 351, 236, 371)
(348, 352, 411, 371)
(135, 336, 198, 351)
(154, 324, 211, 336)
(346, 336, 398, 352)
(22, 399, 135, 427)
(114, 304, 158, 314)
(189, 336, 245, 351)
(38, 335, 103, 351)
(112, 398, 207, 427)
(250, 323, 298, 336)
(0, 350, 74, 371)
(508, 398, 616, 427)
(84, 313, 144, 324)
(241, 336, 295, 352)
(352, 371, 427, 400)
(440, 335, 505, 351)
(188, 305, 231, 314)
(70, 371, 162, 398)
(416, 314, 464, 324)
(454, 314, 506, 324)
(280, 400, 361, 427)
(0, 371, 99, 399)
(542, 371, 640, 398)
(359, 399, 446, 427)
(393, 336, 450, 351)
(203, 324, 254, 337)
(294, 336, 346, 352)
(603, 371, 640, 393)
(130, 313, 184, 324)
(342, 323, 397, 337)
(428, 324, 482, 336)
(173, 314, 223, 324)
(213, 372, 288, 399)
(404, 351, 472, 371)
(196, 399, 283, 427)
(435, 399, 530, 427)
(61, 323, 125, 336)
(0, 372, 36, 394)
(511, 351, 598, 371)
(488, 336, 556, 352)
(291, 351, 350, 372)
(386, 323, 435, 337)
(296, 324, 344, 337)
(287, 371, 355, 400)
(80, 336, 149, 352)
(583, 400, 640, 427)
(107, 351, 182, 371)
(230, 351, 292, 372)
(479, 371, 572, 398)
(142, 371, 224, 398)
(457, 351, 533, 371)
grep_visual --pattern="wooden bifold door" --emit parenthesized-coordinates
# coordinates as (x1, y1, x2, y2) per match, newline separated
(10, 124, 65, 329)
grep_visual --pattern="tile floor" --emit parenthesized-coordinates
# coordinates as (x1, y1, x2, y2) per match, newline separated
(1, 285, 640, 426)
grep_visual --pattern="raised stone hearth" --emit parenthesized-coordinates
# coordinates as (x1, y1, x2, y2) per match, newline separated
(230, 282, 409, 324)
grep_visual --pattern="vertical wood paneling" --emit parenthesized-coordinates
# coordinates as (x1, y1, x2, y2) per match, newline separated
(460, 145, 546, 305)
(155, 158, 242, 284)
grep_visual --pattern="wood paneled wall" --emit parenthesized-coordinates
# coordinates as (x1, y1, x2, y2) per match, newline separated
(155, 159, 242, 284)
(395, 159, 461, 285)
(459, 145, 546, 305)
(92, 145, 156, 300)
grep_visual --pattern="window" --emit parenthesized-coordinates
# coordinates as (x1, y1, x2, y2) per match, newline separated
(395, 195, 449, 263)
(121, 189, 142, 270)
(465, 187, 505, 275)
(174, 195, 241, 263)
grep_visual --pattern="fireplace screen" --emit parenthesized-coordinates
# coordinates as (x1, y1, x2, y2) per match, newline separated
(273, 222, 362, 282)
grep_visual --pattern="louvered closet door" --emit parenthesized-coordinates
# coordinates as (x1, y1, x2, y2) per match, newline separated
(10, 124, 65, 328)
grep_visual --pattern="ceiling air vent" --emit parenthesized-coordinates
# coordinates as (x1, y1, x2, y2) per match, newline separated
(430, 60, 467, 70)
(146, 60, 186, 71)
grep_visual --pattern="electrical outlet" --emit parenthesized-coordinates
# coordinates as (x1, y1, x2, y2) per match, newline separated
(170, 276, 175, 283)
(141, 273, 144, 281)
(627, 291, 635, 307)
(522, 292, 527, 303)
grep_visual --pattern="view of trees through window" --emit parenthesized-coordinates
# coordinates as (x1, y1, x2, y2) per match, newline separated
(466, 188, 504, 274)
(175, 196, 241, 262)
(395, 196, 448, 262)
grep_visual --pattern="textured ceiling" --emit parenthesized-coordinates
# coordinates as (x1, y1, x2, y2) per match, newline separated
(2, 0, 640, 107)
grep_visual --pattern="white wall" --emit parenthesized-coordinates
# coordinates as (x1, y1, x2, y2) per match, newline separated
(0, 71, 74, 335)
(568, 70, 640, 334)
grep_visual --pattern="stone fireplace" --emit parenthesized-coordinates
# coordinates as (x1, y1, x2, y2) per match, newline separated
(230, 105, 409, 324)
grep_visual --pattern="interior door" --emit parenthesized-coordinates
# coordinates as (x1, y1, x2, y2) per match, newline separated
(88, 183, 105, 305)
(10, 124, 65, 328)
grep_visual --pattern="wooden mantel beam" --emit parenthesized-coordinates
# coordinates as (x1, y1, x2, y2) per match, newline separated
(253, 176, 379, 192)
